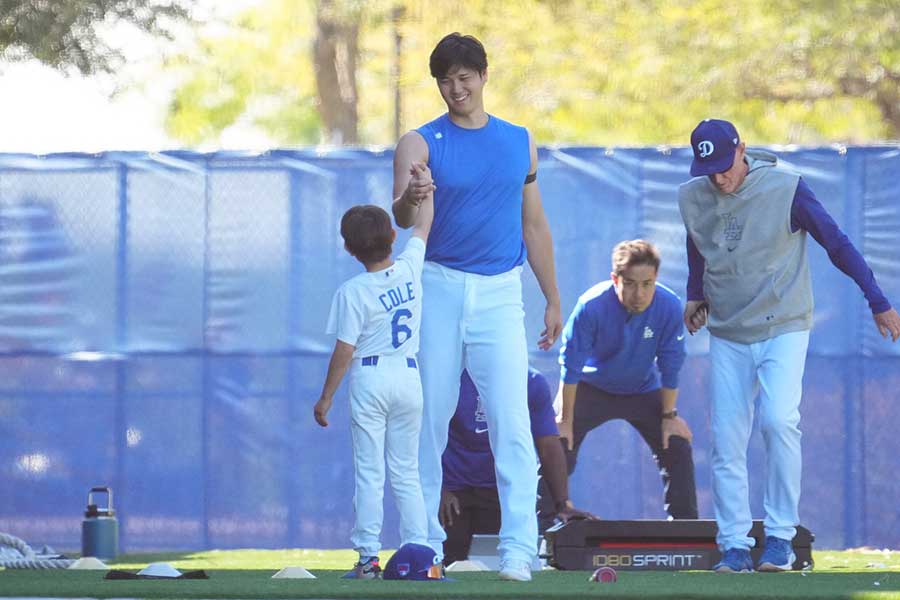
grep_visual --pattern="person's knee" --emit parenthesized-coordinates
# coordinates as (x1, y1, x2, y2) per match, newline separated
(758, 412, 800, 440)
(661, 437, 696, 480)
(663, 435, 694, 463)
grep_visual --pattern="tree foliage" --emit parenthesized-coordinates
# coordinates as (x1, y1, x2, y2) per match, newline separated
(165, 0, 900, 146)
(0, 0, 190, 75)
(166, 0, 322, 146)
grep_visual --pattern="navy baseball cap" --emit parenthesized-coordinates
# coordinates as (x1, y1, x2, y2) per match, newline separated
(690, 119, 741, 176)
(383, 543, 447, 581)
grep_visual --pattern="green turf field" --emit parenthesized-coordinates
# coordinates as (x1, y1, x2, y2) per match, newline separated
(0, 548, 898, 599)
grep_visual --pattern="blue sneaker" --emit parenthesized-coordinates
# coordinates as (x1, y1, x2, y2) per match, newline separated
(342, 555, 381, 579)
(757, 536, 795, 572)
(713, 548, 753, 573)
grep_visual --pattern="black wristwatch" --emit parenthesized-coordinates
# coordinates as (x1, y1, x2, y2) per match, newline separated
(661, 409, 678, 420)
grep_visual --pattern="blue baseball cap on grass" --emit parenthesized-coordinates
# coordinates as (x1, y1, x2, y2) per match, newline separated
(382, 543, 448, 581)
(690, 119, 741, 176)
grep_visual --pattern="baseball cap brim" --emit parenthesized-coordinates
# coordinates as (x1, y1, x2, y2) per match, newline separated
(383, 569, 453, 582)
(690, 150, 736, 177)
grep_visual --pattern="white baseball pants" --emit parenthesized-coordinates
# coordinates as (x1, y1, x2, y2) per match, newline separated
(417, 261, 537, 564)
(348, 354, 428, 557)
(709, 330, 809, 551)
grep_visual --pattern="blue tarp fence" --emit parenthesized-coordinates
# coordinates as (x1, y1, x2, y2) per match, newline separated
(0, 146, 898, 552)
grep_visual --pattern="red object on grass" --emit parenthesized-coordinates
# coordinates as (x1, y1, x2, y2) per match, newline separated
(589, 566, 618, 583)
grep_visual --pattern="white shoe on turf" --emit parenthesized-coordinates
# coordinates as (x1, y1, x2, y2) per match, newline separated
(499, 558, 532, 582)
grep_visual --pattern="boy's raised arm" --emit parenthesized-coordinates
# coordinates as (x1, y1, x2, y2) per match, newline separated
(411, 165, 435, 243)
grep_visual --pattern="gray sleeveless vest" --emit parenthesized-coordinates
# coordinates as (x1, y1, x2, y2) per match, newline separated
(678, 150, 813, 344)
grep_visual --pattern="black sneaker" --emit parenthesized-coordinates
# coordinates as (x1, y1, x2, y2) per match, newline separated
(341, 555, 381, 579)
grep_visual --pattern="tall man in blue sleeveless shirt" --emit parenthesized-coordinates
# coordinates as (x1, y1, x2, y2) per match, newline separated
(680, 119, 900, 573)
(392, 33, 562, 583)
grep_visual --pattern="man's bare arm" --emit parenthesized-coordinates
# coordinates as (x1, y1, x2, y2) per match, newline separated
(521, 130, 562, 350)
(392, 131, 431, 228)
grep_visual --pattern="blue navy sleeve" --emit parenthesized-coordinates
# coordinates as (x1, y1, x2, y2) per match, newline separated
(527, 371, 559, 439)
(656, 294, 687, 389)
(686, 234, 705, 301)
(559, 299, 593, 385)
(791, 179, 891, 314)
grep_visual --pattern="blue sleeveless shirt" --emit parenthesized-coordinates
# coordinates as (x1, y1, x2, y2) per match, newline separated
(416, 113, 530, 275)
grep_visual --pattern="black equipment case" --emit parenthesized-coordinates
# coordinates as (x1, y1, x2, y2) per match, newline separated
(545, 519, 814, 571)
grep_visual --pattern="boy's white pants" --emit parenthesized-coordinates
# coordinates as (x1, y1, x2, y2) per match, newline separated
(348, 355, 428, 557)
(417, 261, 538, 564)
(709, 330, 809, 551)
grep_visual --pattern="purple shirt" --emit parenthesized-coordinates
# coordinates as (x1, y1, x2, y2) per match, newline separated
(441, 368, 558, 491)
(687, 178, 891, 314)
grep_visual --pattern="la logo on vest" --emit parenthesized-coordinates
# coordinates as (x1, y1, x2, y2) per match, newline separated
(643, 326, 654, 339)
(722, 212, 743, 241)
(475, 396, 487, 422)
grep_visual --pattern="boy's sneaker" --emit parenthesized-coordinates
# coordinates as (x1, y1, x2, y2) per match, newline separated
(713, 548, 753, 573)
(341, 555, 381, 579)
(757, 536, 795, 572)
(498, 558, 532, 582)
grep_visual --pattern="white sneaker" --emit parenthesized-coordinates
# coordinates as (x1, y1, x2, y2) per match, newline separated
(499, 558, 532, 582)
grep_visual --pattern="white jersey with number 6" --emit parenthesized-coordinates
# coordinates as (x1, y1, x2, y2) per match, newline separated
(327, 236, 425, 357)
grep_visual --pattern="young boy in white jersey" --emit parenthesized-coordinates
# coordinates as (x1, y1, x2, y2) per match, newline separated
(314, 163, 435, 579)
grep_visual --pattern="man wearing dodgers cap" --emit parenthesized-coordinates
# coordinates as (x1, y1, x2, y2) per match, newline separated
(678, 119, 900, 573)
